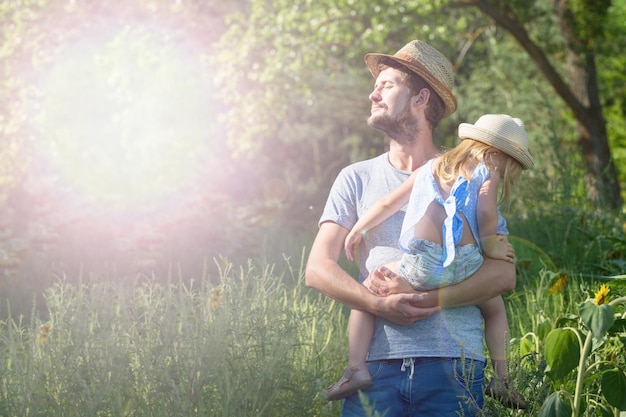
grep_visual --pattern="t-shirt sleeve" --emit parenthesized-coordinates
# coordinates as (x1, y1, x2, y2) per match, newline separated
(496, 207, 509, 235)
(319, 167, 360, 231)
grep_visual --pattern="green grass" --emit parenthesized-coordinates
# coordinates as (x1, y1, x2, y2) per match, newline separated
(1, 211, 625, 416)
(0, 258, 348, 417)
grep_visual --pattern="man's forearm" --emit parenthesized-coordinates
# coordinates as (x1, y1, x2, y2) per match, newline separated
(305, 222, 381, 313)
(420, 258, 516, 308)
(305, 257, 377, 312)
(306, 223, 442, 324)
(306, 259, 441, 325)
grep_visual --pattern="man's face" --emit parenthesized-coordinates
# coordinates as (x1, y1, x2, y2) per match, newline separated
(367, 67, 417, 141)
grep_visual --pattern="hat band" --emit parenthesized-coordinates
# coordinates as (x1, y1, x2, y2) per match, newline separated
(395, 53, 446, 88)
(459, 123, 533, 169)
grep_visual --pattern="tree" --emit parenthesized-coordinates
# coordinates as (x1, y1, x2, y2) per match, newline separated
(456, 0, 622, 209)
(211, 0, 467, 227)
(213, 0, 624, 215)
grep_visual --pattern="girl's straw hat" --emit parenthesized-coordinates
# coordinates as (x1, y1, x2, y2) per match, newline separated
(364, 40, 457, 117)
(458, 114, 534, 169)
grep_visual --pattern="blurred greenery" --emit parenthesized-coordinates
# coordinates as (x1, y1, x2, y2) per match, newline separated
(0, 0, 625, 322)
(1, 3, 625, 414)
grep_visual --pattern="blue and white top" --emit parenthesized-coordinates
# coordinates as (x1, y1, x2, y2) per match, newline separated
(399, 160, 508, 264)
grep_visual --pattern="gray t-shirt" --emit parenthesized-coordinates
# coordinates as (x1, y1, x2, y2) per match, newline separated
(320, 152, 492, 362)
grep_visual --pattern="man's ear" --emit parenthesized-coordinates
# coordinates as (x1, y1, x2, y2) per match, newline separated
(413, 88, 430, 106)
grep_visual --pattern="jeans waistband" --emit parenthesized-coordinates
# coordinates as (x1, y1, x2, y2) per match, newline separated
(375, 357, 487, 366)
(381, 357, 446, 363)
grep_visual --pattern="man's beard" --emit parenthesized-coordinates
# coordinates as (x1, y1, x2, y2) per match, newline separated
(367, 106, 420, 144)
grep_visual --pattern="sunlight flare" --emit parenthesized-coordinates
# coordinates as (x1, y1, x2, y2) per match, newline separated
(30, 20, 217, 209)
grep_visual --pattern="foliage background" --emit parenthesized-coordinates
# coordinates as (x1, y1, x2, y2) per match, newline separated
(0, 2, 625, 415)
(0, 0, 624, 327)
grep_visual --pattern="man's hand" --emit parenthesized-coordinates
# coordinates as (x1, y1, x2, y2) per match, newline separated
(373, 292, 440, 325)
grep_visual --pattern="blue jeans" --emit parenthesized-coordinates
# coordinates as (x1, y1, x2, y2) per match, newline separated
(341, 357, 485, 417)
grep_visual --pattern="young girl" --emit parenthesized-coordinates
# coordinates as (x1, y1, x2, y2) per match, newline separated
(326, 114, 532, 409)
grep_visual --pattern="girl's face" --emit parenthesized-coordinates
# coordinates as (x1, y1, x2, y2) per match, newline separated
(485, 148, 511, 178)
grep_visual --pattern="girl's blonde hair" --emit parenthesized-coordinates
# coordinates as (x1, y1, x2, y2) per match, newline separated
(435, 139, 523, 208)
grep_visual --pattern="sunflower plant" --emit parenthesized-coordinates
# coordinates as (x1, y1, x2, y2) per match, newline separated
(535, 284, 626, 417)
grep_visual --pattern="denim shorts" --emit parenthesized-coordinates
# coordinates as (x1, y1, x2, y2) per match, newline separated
(341, 357, 485, 417)
(397, 239, 483, 290)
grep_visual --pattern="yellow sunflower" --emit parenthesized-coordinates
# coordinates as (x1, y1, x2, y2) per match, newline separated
(36, 323, 53, 346)
(593, 284, 610, 305)
(208, 286, 223, 310)
(549, 273, 569, 295)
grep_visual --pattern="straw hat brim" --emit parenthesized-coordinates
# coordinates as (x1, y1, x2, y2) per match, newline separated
(364, 53, 457, 118)
(458, 123, 534, 169)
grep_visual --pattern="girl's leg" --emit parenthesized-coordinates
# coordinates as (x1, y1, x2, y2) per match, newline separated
(478, 295, 527, 409)
(326, 309, 374, 401)
(348, 308, 374, 366)
(478, 296, 508, 380)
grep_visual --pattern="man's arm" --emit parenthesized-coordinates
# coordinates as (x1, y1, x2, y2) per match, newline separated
(432, 255, 516, 307)
(366, 244, 516, 308)
(305, 221, 440, 325)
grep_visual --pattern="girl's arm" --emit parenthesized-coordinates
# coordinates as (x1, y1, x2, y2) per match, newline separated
(477, 175, 514, 263)
(344, 168, 418, 261)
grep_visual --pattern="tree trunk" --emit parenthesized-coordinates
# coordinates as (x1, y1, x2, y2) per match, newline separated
(554, 0, 622, 209)
(465, 0, 623, 209)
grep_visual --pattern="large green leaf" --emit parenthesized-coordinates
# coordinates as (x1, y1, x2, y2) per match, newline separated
(579, 301, 616, 339)
(601, 368, 626, 410)
(538, 390, 572, 417)
(544, 328, 580, 380)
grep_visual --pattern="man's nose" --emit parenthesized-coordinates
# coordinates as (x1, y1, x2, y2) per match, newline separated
(369, 89, 381, 102)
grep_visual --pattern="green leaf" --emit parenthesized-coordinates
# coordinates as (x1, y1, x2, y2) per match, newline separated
(601, 368, 626, 410)
(538, 390, 572, 417)
(537, 319, 553, 341)
(579, 301, 616, 339)
(519, 333, 537, 357)
(545, 328, 580, 380)
(598, 403, 615, 417)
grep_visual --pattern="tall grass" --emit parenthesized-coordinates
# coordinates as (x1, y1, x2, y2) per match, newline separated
(0, 255, 349, 417)
(1, 209, 625, 416)
(508, 207, 625, 275)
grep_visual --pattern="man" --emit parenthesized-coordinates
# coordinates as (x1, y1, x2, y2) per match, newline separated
(305, 40, 516, 416)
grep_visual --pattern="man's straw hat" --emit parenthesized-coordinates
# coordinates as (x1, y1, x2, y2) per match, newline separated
(458, 114, 534, 169)
(364, 40, 457, 117)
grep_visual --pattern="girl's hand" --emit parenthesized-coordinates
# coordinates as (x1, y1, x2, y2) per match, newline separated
(344, 229, 363, 262)
(364, 265, 415, 296)
(486, 236, 516, 264)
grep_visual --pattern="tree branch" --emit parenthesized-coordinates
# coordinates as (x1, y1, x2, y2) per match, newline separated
(453, 0, 588, 121)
